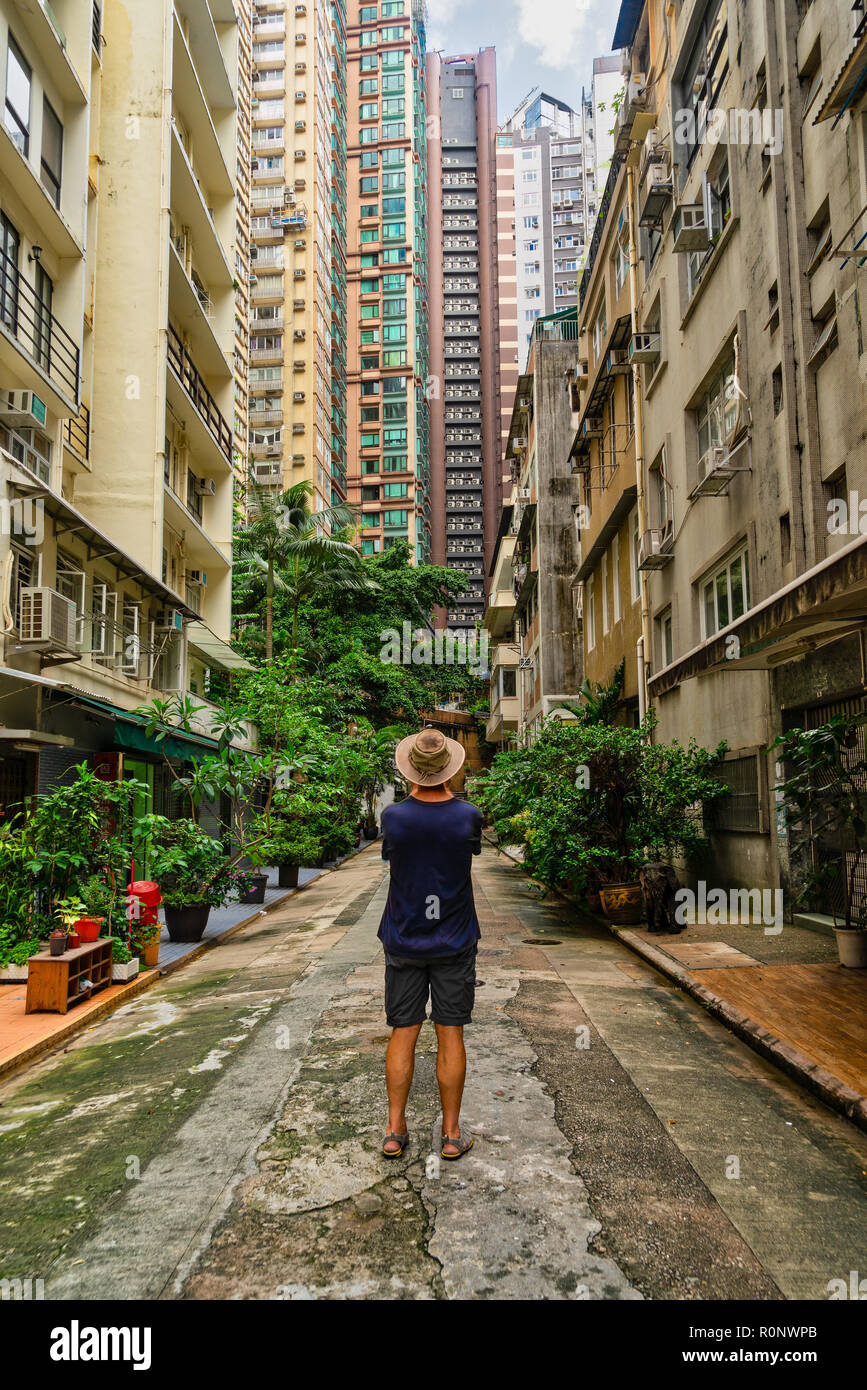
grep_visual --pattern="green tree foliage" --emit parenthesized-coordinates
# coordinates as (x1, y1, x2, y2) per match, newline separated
(471, 715, 727, 897)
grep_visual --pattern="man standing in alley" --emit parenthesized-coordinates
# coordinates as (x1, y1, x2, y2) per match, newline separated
(379, 727, 482, 1162)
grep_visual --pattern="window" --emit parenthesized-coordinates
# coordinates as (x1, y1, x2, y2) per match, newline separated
(612, 534, 621, 624)
(361, 303, 379, 318)
(362, 458, 380, 475)
(601, 552, 609, 633)
(361, 432, 380, 447)
(592, 299, 607, 359)
(360, 149, 378, 167)
(361, 379, 380, 395)
(40, 99, 63, 206)
(361, 512, 381, 527)
(381, 27, 405, 40)
(384, 481, 408, 498)
(678, 0, 728, 166)
(360, 177, 378, 194)
(361, 353, 379, 370)
(382, 221, 405, 240)
(360, 228, 379, 243)
(381, 1, 405, 15)
(696, 355, 737, 461)
(702, 547, 751, 636)
(383, 454, 407, 471)
(33, 264, 53, 370)
(361, 485, 380, 501)
(361, 203, 378, 217)
(360, 327, 379, 342)
(360, 78, 378, 96)
(360, 5, 377, 19)
(381, 146, 404, 166)
(4, 34, 31, 155)
(360, 29, 378, 47)
(382, 122, 405, 140)
(709, 754, 761, 832)
(360, 126, 378, 143)
(382, 74, 404, 93)
(585, 575, 596, 649)
(629, 507, 639, 602)
(614, 217, 629, 294)
(501, 668, 517, 698)
(383, 508, 408, 527)
(382, 171, 405, 191)
(360, 253, 379, 267)
(361, 537, 381, 554)
(659, 607, 673, 667)
(360, 53, 378, 71)
(360, 276, 378, 293)
(382, 273, 405, 290)
(361, 405, 379, 420)
(451, 87, 464, 99)
(360, 102, 379, 120)
(382, 98, 404, 117)
(382, 247, 407, 263)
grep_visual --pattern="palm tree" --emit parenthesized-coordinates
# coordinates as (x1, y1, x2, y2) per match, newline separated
(234, 471, 376, 663)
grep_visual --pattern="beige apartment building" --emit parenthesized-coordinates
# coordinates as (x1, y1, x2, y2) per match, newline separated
(248, 0, 347, 509)
(0, 0, 252, 818)
(483, 314, 583, 745)
(588, 0, 867, 907)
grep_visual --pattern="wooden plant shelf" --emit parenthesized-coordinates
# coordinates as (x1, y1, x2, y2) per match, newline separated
(25, 940, 114, 1015)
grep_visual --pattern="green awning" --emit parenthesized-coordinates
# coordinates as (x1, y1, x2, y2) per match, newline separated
(71, 696, 220, 763)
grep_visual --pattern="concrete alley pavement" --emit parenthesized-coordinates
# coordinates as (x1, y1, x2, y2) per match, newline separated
(1, 845, 866, 1300)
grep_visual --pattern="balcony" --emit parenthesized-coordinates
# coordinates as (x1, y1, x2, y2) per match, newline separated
(0, 248, 80, 412)
(167, 323, 233, 464)
(63, 401, 90, 466)
(174, 0, 234, 111)
(170, 123, 233, 292)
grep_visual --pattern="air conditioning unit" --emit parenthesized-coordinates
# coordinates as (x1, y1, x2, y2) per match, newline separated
(294, 329, 306, 340)
(582, 416, 603, 438)
(19, 587, 77, 651)
(638, 524, 674, 571)
(638, 161, 673, 226)
(672, 203, 711, 253)
(606, 348, 630, 375)
(0, 390, 48, 430)
(518, 487, 531, 499)
(266, 443, 281, 456)
(629, 332, 661, 365)
(293, 391, 305, 402)
(690, 445, 736, 498)
(292, 453, 305, 463)
(513, 435, 527, 449)
(518, 396, 531, 409)
(186, 569, 208, 587)
(155, 608, 184, 632)
(294, 238, 306, 250)
(195, 477, 216, 496)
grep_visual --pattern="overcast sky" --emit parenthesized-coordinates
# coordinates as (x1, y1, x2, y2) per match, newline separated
(425, 0, 621, 123)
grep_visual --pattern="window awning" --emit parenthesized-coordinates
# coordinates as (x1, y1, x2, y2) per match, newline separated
(71, 696, 221, 762)
(814, 30, 867, 125)
(186, 622, 254, 673)
(648, 534, 867, 697)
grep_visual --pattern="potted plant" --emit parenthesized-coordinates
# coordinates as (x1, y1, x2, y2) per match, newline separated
(56, 896, 86, 948)
(142, 817, 250, 943)
(472, 715, 727, 926)
(773, 716, 867, 967)
(109, 936, 140, 983)
(49, 928, 68, 956)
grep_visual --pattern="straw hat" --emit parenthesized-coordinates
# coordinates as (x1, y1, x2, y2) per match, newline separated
(394, 727, 466, 787)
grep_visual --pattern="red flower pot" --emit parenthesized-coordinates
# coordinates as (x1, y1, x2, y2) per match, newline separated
(67, 932, 81, 950)
(73, 916, 105, 943)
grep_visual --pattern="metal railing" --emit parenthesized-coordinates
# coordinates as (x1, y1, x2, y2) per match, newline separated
(63, 401, 90, 459)
(0, 248, 79, 402)
(167, 323, 232, 461)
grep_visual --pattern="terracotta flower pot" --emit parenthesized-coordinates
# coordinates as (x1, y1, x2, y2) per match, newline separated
(74, 916, 104, 943)
(599, 882, 645, 926)
(142, 941, 160, 968)
(67, 932, 81, 951)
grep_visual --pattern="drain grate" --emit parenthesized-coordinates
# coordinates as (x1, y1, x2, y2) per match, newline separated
(522, 938, 563, 945)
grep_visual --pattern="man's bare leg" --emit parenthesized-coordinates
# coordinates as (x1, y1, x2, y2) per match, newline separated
(435, 1023, 466, 1147)
(385, 1022, 423, 1151)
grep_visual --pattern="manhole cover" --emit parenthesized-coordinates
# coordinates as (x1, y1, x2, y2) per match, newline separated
(523, 938, 563, 945)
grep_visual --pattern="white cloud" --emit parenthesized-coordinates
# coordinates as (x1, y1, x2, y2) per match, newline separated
(512, 0, 614, 72)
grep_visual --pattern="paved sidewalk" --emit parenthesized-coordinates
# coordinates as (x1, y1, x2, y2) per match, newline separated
(492, 839, 867, 1131)
(156, 865, 324, 970)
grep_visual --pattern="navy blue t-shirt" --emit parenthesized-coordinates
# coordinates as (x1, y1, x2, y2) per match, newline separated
(378, 796, 483, 957)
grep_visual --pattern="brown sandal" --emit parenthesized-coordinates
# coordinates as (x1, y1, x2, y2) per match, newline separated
(383, 1131, 409, 1158)
(441, 1129, 473, 1160)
